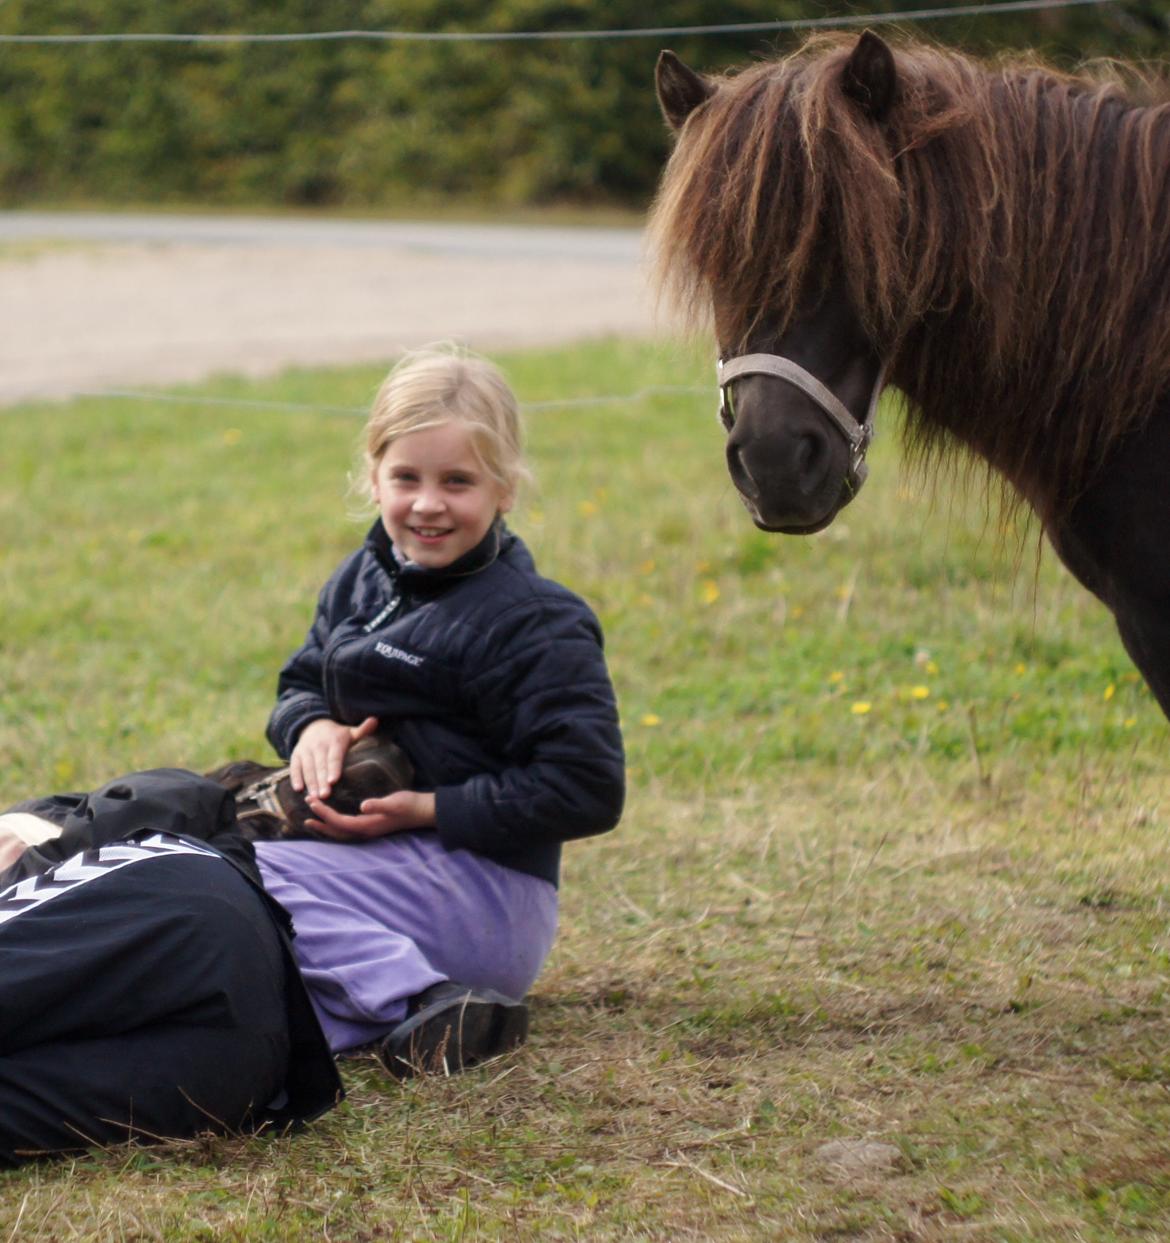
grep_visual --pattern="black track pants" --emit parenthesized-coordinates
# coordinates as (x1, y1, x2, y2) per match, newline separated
(0, 836, 292, 1164)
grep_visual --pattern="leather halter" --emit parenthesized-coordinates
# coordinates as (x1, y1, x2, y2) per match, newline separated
(717, 353, 886, 495)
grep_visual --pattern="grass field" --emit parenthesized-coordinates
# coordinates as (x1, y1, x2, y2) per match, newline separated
(2, 337, 1170, 1240)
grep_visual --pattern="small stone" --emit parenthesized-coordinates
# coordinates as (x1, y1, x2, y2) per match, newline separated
(815, 1139, 904, 1177)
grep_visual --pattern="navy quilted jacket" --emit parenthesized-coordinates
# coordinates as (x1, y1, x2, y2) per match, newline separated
(267, 520, 624, 885)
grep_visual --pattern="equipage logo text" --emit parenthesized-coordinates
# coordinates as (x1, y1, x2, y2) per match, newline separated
(374, 641, 424, 667)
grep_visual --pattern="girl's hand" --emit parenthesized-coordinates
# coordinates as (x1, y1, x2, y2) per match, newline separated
(289, 715, 378, 800)
(303, 790, 437, 842)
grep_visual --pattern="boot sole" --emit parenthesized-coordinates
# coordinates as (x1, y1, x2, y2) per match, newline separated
(380, 991, 529, 1079)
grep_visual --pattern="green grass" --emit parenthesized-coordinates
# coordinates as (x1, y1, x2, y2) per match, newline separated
(3, 337, 1170, 1239)
(1, 200, 645, 228)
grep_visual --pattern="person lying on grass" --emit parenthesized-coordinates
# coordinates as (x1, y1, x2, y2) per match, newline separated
(254, 343, 625, 1076)
(0, 768, 342, 1167)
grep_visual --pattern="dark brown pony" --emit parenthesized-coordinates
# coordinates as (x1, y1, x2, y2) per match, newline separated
(650, 31, 1170, 718)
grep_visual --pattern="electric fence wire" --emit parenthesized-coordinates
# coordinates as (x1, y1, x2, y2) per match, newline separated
(0, 0, 1118, 45)
(68, 385, 710, 417)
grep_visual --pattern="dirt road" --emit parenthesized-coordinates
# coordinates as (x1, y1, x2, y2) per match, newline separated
(0, 213, 653, 405)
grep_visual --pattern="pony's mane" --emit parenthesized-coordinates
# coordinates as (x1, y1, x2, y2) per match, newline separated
(649, 34, 1170, 513)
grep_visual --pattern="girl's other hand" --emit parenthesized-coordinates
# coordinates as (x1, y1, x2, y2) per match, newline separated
(303, 790, 437, 842)
(289, 715, 378, 800)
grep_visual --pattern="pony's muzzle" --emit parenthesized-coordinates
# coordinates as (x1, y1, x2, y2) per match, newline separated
(726, 423, 834, 501)
(717, 352, 883, 530)
(723, 381, 846, 523)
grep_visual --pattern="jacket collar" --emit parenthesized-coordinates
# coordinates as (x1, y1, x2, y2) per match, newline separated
(367, 517, 511, 591)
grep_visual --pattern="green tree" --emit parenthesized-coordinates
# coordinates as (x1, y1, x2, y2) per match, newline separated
(0, 0, 1165, 209)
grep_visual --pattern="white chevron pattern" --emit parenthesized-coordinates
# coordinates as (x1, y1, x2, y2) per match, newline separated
(0, 834, 221, 927)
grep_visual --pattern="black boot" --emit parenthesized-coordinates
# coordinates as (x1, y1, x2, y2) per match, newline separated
(379, 981, 528, 1079)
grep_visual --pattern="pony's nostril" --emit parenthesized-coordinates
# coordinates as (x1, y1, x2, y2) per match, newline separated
(795, 433, 829, 493)
(726, 441, 761, 499)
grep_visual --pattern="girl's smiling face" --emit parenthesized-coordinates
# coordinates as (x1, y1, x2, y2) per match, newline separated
(371, 421, 512, 568)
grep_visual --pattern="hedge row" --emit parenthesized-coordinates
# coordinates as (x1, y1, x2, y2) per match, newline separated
(0, 0, 1164, 209)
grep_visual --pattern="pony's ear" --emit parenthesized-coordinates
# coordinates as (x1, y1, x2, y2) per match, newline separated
(840, 30, 897, 121)
(656, 49, 715, 132)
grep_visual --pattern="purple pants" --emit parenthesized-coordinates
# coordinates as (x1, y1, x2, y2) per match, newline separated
(255, 831, 558, 1052)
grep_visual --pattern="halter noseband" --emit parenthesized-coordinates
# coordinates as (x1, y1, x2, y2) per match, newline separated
(717, 353, 886, 495)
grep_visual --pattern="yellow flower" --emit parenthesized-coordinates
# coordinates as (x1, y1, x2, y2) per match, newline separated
(925, 660, 939, 676)
(639, 559, 656, 575)
(828, 670, 845, 684)
(1103, 684, 1116, 701)
(700, 579, 720, 605)
(1124, 716, 1137, 728)
(641, 713, 662, 727)
(910, 685, 930, 700)
(850, 701, 872, 716)
(937, 699, 950, 712)
(1014, 662, 1027, 675)
(578, 500, 598, 518)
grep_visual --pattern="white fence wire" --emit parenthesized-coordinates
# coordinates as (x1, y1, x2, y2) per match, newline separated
(68, 385, 710, 418)
(0, 0, 1117, 45)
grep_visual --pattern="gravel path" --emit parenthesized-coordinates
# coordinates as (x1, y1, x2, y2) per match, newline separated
(0, 213, 653, 405)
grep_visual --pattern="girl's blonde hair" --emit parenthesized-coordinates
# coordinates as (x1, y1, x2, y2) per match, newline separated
(363, 344, 530, 499)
